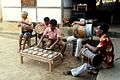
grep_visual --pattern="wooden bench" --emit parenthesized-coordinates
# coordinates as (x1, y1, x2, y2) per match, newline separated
(20, 47, 62, 72)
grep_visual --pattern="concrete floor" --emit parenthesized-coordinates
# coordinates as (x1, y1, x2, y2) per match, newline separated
(0, 22, 96, 80)
(0, 22, 120, 80)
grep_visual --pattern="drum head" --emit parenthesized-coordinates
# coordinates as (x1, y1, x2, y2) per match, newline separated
(92, 54, 103, 67)
(34, 23, 45, 34)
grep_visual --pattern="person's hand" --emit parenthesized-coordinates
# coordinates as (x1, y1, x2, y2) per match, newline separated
(36, 44, 40, 48)
(72, 21, 80, 26)
(18, 22, 22, 27)
(71, 22, 75, 26)
(46, 47, 51, 50)
(18, 24, 21, 27)
(46, 46, 53, 50)
(21, 21, 25, 24)
(83, 44, 89, 48)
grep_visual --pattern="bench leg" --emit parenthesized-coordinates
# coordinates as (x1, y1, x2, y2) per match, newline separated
(20, 56, 23, 64)
(72, 41, 77, 56)
(27, 38, 31, 47)
(35, 34, 37, 45)
(49, 62, 53, 72)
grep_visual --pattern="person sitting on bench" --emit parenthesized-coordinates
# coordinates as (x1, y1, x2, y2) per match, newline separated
(37, 19, 66, 56)
(18, 11, 33, 52)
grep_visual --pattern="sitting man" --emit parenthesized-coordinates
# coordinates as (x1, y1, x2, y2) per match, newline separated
(37, 19, 66, 56)
(18, 11, 33, 52)
(67, 18, 89, 58)
(63, 23, 114, 76)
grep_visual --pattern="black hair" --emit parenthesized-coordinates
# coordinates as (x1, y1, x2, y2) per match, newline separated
(69, 17, 78, 24)
(49, 19, 57, 26)
(44, 17, 50, 22)
(99, 23, 109, 34)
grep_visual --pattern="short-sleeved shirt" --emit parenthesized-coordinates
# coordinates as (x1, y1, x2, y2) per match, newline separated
(43, 27, 61, 40)
(97, 34, 114, 67)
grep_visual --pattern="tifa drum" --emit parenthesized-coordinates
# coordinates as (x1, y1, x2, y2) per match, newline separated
(80, 48, 102, 67)
(34, 23, 45, 34)
(73, 24, 93, 38)
(20, 23, 33, 33)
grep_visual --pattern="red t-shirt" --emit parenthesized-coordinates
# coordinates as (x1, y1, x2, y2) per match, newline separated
(97, 34, 114, 67)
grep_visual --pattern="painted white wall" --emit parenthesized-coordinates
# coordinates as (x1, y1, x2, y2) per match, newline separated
(1, 0, 21, 21)
(37, 8, 61, 23)
(1, 0, 21, 7)
(22, 8, 36, 22)
(37, 0, 62, 23)
(2, 8, 21, 21)
(1, 0, 63, 23)
(37, 0, 61, 7)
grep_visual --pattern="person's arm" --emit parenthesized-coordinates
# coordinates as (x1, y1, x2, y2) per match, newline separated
(18, 20, 23, 27)
(21, 18, 32, 26)
(84, 43, 99, 53)
(49, 37, 60, 49)
(37, 35, 45, 47)
(21, 22, 32, 26)
(18, 22, 21, 27)
(72, 21, 80, 25)
(37, 28, 48, 47)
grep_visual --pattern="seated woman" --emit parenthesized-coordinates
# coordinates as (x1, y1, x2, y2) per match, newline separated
(18, 11, 33, 52)
(37, 19, 66, 56)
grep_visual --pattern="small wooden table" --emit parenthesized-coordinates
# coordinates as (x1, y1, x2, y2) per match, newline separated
(20, 47, 62, 72)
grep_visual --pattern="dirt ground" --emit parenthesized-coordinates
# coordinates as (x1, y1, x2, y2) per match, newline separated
(0, 22, 96, 80)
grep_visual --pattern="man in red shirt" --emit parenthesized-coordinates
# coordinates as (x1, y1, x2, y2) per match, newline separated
(37, 19, 66, 56)
(63, 23, 114, 76)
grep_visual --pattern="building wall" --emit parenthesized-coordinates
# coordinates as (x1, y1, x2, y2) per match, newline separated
(1, 0, 62, 23)
(36, 0, 62, 23)
(1, 0, 21, 21)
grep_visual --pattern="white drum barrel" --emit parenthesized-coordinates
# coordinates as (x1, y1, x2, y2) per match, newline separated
(80, 48, 102, 67)
(85, 24, 93, 37)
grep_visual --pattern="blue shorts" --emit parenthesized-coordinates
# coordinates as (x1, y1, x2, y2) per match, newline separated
(22, 32, 32, 38)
